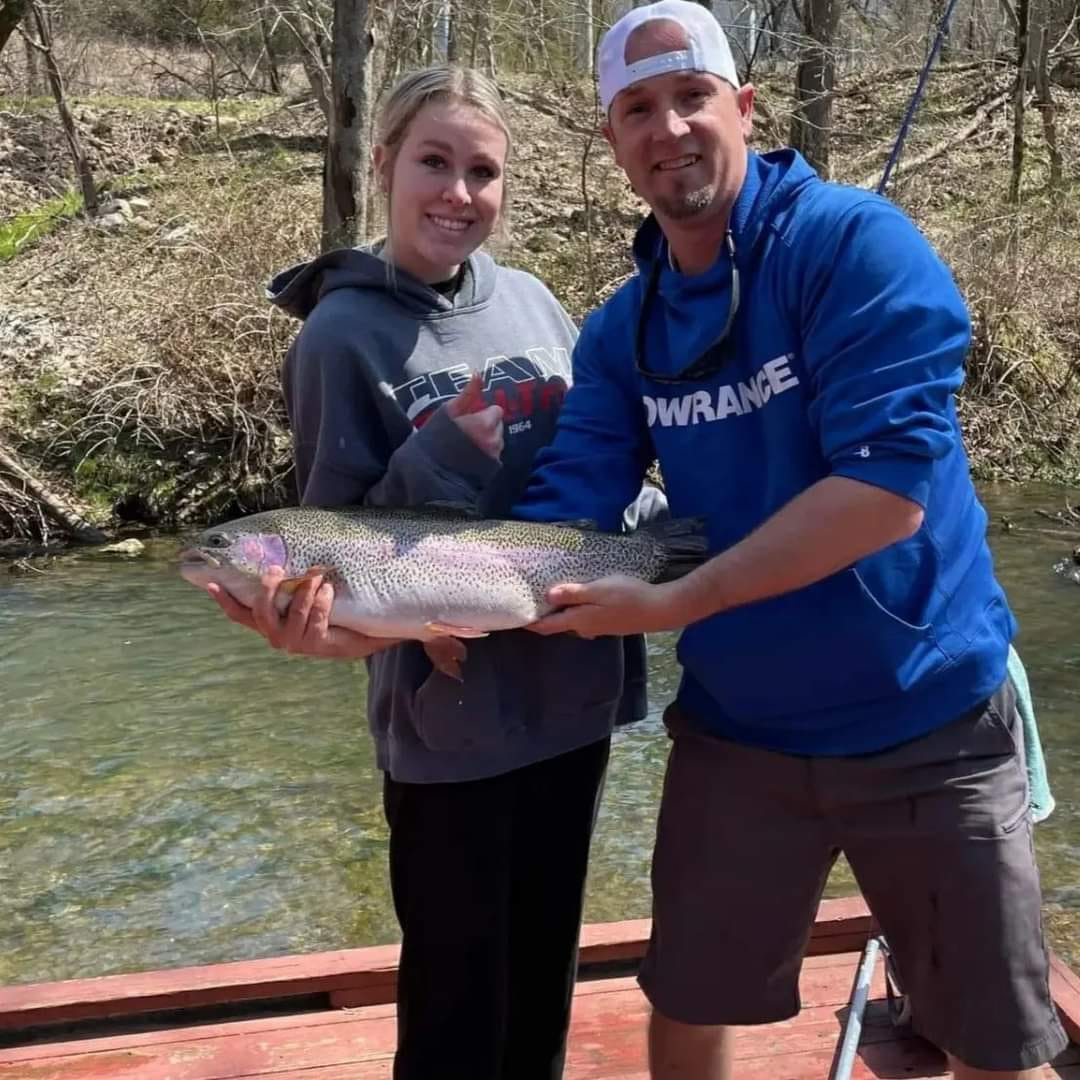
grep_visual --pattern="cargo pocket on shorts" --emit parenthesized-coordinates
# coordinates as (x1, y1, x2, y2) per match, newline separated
(971, 687, 1030, 836)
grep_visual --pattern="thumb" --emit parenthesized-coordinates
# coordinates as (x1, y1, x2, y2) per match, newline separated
(545, 582, 593, 607)
(447, 372, 485, 418)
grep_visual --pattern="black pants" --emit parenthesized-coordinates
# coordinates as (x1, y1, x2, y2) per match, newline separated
(382, 737, 612, 1080)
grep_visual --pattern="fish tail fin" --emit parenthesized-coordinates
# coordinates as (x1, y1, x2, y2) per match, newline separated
(643, 516, 710, 582)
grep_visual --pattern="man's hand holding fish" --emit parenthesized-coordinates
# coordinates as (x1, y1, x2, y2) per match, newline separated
(527, 574, 686, 639)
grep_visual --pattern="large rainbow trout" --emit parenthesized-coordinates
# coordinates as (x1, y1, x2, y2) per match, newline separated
(180, 504, 707, 676)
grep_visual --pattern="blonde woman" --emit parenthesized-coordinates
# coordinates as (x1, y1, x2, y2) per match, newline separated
(210, 66, 659, 1079)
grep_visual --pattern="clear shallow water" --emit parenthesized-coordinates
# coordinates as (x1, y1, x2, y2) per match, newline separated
(2, 482, 1078, 985)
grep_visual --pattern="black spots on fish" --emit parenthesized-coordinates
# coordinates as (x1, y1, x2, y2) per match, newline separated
(201, 507, 689, 626)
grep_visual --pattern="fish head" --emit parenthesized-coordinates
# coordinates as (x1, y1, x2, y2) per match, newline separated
(179, 524, 289, 602)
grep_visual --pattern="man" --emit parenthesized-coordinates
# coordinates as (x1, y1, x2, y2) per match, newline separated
(515, 2, 1068, 1077)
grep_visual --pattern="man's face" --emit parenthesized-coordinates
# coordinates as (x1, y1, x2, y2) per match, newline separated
(603, 21, 753, 227)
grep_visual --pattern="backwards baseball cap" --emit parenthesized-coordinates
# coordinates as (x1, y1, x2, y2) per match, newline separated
(597, 0, 740, 114)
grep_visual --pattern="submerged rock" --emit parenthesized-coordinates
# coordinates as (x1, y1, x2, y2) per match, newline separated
(96, 538, 146, 557)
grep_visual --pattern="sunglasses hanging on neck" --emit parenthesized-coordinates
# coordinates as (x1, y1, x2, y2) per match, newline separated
(634, 230, 740, 386)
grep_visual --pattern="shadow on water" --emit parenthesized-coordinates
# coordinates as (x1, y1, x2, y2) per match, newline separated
(1, 482, 1077, 984)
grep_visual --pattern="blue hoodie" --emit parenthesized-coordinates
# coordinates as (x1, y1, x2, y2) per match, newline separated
(515, 149, 1016, 755)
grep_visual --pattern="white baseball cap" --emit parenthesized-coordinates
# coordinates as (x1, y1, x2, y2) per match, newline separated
(598, 0, 740, 114)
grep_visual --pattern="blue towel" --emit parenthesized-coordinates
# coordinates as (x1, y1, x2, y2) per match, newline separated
(1008, 645, 1055, 824)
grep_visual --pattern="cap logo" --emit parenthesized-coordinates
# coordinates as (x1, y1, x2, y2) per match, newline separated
(622, 48, 702, 85)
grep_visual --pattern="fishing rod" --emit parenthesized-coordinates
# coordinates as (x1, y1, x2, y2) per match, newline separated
(877, 0, 965, 196)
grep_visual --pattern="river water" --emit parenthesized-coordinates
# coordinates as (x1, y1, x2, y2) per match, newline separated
(2, 482, 1078, 986)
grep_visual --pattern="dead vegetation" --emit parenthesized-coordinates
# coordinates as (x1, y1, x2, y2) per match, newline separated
(0, 49, 1078, 546)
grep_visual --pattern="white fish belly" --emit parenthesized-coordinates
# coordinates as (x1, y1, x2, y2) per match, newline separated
(331, 578, 543, 640)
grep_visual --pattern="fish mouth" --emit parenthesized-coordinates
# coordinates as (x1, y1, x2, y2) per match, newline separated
(179, 548, 221, 569)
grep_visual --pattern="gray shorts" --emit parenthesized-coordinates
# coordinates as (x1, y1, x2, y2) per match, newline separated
(637, 682, 1069, 1072)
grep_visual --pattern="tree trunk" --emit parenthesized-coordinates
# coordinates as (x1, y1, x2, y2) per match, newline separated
(23, 9, 40, 94)
(433, 0, 450, 60)
(573, 0, 594, 73)
(526, 0, 546, 69)
(0, 443, 107, 544)
(929, 0, 952, 60)
(790, 0, 840, 176)
(303, 0, 331, 65)
(322, 0, 371, 252)
(29, 2, 98, 215)
(1032, 21, 1063, 191)
(469, 0, 496, 74)
(1009, 0, 1030, 201)
(259, 4, 283, 94)
(448, 0, 459, 61)
(287, 8, 331, 121)
(0, 0, 29, 55)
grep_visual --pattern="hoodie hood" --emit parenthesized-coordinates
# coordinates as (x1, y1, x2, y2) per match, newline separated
(630, 148, 820, 277)
(266, 243, 499, 321)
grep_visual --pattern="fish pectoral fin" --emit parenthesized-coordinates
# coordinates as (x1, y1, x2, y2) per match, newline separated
(424, 621, 489, 640)
(423, 637, 469, 682)
(277, 565, 335, 595)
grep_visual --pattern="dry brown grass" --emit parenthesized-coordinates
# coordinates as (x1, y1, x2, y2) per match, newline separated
(0, 33, 309, 103)
(3, 152, 322, 531)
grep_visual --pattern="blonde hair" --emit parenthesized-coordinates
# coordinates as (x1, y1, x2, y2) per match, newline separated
(374, 65, 512, 262)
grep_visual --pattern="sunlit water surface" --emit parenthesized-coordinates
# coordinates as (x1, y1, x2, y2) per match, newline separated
(2, 482, 1077, 984)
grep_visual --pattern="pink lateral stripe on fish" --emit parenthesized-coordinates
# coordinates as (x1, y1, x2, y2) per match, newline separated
(180, 504, 708, 679)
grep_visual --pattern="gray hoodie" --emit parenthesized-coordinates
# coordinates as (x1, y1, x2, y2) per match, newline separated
(267, 245, 654, 783)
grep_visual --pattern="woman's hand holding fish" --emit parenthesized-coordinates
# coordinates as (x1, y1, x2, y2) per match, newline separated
(527, 575, 686, 639)
(447, 372, 504, 460)
(207, 568, 400, 659)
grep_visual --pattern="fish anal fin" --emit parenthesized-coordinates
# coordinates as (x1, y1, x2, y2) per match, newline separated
(423, 637, 468, 682)
(425, 620, 489, 640)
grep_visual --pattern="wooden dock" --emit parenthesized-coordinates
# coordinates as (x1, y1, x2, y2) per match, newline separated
(2, 897, 1079, 1079)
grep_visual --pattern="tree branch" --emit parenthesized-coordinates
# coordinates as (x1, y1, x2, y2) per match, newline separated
(856, 90, 1010, 189)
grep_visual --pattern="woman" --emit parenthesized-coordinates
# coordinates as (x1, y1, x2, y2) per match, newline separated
(209, 65, 657, 1080)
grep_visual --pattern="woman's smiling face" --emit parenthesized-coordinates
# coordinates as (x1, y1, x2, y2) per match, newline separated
(375, 100, 508, 284)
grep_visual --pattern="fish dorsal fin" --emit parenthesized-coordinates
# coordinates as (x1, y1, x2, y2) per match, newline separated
(417, 500, 483, 519)
(550, 518, 600, 530)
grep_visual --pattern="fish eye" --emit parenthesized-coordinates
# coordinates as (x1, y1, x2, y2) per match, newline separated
(206, 534, 227, 547)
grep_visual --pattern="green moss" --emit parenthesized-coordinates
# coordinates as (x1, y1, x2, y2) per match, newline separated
(1, 166, 168, 264)
(0, 190, 83, 262)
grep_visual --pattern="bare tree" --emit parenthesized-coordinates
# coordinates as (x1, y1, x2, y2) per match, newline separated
(433, 0, 451, 60)
(257, 2, 283, 92)
(23, 8, 40, 94)
(790, 0, 841, 175)
(1009, 0, 1030, 200)
(322, 0, 372, 250)
(0, 0, 29, 54)
(929, 0, 953, 58)
(468, 0, 496, 73)
(572, 0, 594, 73)
(22, 1, 98, 215)
(1031, 12, 1063, 190)
(273, 0, 331, 119)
